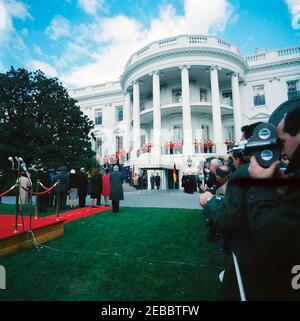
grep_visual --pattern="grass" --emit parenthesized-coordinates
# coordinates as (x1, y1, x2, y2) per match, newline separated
(0, 207, 225, 301)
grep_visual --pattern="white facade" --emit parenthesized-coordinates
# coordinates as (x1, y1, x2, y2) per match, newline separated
(69, 35, 300, 187)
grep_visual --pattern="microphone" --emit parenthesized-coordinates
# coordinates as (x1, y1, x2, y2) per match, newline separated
(20, 162, 27, 172)
(8, 157, 14, 170)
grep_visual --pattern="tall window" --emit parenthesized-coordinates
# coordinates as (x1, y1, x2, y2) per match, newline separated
(116, 136, 123, 151)
(116, 106, 123, 122)
(225, 126, 234, 141)
(140, 102, 145, 111)
(253, 85, 266, 106)
(96, 138, 102, 155)
(95, 110, 102, 125)
(287, 80, 299, 100)
(200, 88, 208, 102)
(202, 125, 209, 140)
(141, 135, 146, 146)
(173, 125, 183, 141)
(222, 91, 232, 106)
(172, 89, 182, 103)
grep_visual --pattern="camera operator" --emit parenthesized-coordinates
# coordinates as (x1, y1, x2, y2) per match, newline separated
(200, 158, 222, 193)
(247, 100, 300, 300)
(199, 122, 262, 300)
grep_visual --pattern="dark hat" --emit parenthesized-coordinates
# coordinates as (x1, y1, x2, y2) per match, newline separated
(269, 97, 300, 127)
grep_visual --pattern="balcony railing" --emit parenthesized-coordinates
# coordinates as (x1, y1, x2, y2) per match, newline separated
(194, 140, 216, 154)
(162, 141, 183, 155)
(141, 143, 153, 154)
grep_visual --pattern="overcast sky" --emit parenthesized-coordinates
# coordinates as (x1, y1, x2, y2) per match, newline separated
(0, 0, 300, 88)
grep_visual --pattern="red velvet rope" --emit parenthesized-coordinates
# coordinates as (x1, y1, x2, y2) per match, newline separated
(0, 185, 16, 197)
(21, 186, 52, 195)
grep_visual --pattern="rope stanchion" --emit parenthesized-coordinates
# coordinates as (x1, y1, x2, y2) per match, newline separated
(0, 184, 17, 197)
(14, 181, 21, 233)
(38, 181, 58, 191)
(21, 185, 55, 195)
(34, 180, 40, 219)
(56, 180, 60, 221)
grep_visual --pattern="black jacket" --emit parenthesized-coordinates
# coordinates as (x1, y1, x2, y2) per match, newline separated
(204, 164, 257, 300)
(247, 146, 300, 300)
(77, 172, 88, 195)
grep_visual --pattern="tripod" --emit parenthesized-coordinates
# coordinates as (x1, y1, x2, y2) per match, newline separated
(25, 205, 42, 252)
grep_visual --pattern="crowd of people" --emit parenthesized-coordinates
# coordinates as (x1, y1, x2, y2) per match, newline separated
(198, 97, 300, 300)
(14, 165, 124, 214)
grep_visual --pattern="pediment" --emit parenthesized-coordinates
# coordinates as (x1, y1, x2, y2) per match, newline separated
(251, 112, 270, 120)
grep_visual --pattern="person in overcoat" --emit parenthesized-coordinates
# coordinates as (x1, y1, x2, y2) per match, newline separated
(90, 169, 102, 207)
(109, 165, 124, 213)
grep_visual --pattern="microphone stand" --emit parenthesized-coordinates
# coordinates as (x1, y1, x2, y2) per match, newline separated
(20, 159, 41, 252)
(14, 157, 22, 233)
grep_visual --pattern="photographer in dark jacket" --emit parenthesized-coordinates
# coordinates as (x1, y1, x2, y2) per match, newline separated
(199, 122, 263, 300)
(247, 100, 300, 300)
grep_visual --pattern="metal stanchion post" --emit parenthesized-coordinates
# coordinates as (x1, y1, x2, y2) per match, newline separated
(14, 181, 20, 233)
(34, 180, 40, 219)
(56, 180, 60, 221)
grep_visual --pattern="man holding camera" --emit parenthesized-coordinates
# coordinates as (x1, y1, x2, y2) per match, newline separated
(247, 99, 300, 300)
(199, 123, 262, 300)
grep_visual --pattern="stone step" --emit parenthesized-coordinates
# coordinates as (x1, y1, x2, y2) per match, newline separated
(122, 183, 135, 192)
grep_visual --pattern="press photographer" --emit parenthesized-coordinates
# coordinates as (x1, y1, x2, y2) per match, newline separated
(246, 98, 300, 300)
(199, 122, 262, 300)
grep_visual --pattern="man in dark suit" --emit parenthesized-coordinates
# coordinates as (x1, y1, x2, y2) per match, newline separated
(155, 173, 161, 190)
(77, 167, 88, 207)
(109, 165, 124, 213)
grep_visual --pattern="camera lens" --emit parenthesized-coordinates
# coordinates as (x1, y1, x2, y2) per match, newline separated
(261, 150, 274, 161)
(258, 128, 271, 140)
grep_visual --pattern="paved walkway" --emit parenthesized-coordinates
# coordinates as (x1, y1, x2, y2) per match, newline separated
(2, 189, 201, 210)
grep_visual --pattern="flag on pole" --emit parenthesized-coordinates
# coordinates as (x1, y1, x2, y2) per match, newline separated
(173, 163, 177, 183)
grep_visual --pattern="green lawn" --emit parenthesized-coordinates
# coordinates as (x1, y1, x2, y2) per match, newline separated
(0, 207, 225, 301)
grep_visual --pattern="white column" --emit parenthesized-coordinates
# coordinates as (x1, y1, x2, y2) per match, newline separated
(210, 66, 225, 154)
(152, 71, 161, 161)
(124, 90, 131, 151)
(133, 80, 141, 157)
(231, 72, 243, 142)
(180, 65, 193, 156)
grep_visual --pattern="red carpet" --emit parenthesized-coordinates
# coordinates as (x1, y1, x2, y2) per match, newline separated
(0, 206, 111, 241)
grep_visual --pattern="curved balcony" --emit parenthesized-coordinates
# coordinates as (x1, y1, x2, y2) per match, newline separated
(124, 35, 241, 71)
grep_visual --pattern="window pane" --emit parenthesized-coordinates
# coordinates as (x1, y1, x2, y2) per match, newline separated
(116, 106, 123, 121)
(200, 88, 207, 102)
(116, 136, 123, 151)
(287, 80, 300, 100)
(172, 89, 182, 103)
(95, 111, 102, 125)
(253, 85, 265, 106)
(96, 138, 102, 155)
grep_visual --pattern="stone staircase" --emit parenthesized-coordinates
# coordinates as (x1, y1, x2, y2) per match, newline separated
(122, 182, 135, 192)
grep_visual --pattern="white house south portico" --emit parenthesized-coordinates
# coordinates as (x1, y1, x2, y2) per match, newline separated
(69, 34, 300, 188)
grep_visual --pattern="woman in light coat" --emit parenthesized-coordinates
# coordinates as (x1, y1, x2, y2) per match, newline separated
(17, 172, 31, 207)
